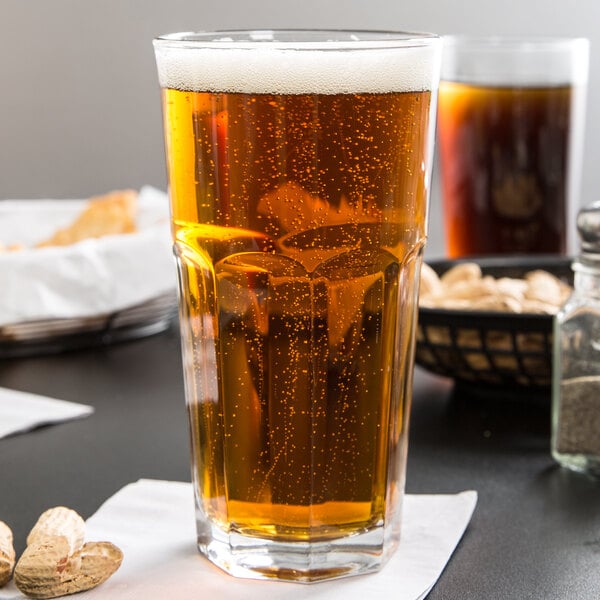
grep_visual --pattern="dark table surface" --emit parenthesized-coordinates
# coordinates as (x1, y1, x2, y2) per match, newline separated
(1, 322, 599, 599)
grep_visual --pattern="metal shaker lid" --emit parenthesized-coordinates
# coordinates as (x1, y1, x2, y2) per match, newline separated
(577, 202, 600, 255)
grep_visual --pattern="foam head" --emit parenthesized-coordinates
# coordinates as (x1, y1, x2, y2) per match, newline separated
(154, 30, 441, 95)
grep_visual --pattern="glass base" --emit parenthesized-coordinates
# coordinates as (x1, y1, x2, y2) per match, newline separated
(198, 521, 397, 583)
(552, 450, 600, 477)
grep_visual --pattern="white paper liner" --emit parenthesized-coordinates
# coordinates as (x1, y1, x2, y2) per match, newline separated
(0, 187, 176, 327)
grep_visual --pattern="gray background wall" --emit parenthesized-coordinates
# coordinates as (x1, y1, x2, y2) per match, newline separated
(1, 0, 598, 258)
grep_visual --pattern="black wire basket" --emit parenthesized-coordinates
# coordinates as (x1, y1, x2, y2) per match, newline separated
(415, 256, 573, 393)
(0, 291, 178, 358)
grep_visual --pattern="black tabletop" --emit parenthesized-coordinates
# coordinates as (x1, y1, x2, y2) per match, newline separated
(1, 323, 599, 599)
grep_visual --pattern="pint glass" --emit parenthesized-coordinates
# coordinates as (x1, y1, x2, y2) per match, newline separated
(154, 30, 440, 582)
(437, 36, 589, 258)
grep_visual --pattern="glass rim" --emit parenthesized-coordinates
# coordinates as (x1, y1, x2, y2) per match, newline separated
(440, 34, 589, 86)
(153, 29, 440, 51)
(442, 34, 589, 53)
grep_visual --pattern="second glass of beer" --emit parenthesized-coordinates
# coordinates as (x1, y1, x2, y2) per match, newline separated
(154, 30, 440, 582)
(437, 36, 588, 257)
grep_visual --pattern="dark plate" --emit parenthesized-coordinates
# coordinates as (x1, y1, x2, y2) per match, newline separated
(415, 255, 572, 394)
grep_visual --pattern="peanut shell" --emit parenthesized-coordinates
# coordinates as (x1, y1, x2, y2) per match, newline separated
(15, 540, 123, 599)
(27, 507, 84, 556)
(440, 262, 482, 287)
(15, 507, 122, 599)
(0, 521, 15, 587)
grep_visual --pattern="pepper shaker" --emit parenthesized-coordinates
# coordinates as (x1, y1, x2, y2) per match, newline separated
(552, 203, 600, 475)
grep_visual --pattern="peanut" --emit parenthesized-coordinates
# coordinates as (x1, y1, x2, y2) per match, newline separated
(442, 277, 498, 301)
(525, 270, 572, 306)
(0, 521, 15, 587)
(14, 506, 122, 599)
(419, 262, 571, 315)
(495, 277, 528, 303)
(440, 262, 482, 287)
(26, 507, 85, 556)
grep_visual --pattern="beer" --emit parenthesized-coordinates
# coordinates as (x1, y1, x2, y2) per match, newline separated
(438, 82, 576, 257)
(155, 30, 439, 580)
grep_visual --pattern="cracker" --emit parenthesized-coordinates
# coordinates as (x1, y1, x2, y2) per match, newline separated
(36, 189, 138, 248)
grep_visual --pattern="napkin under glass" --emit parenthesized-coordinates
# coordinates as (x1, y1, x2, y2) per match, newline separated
(0, 479, 477, 599)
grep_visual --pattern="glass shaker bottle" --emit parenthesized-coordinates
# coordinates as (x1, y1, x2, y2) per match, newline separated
(552, 203, 600, 475)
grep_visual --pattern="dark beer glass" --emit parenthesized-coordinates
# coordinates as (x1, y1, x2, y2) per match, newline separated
(437, 36, 588, 257)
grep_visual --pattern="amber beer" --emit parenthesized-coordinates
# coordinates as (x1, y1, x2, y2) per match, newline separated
(155, 30, 439, 581)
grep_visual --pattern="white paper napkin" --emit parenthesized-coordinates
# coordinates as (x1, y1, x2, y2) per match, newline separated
(0, 479, 476, 600)
(0, 386, 93, 439)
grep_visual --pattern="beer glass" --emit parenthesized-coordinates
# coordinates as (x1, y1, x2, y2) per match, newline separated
(154, 30, 441, 582)
(437, 36, 589, 258)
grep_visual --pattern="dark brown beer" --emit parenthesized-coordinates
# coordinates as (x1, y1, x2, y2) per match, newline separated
(437, 81, 575, 257)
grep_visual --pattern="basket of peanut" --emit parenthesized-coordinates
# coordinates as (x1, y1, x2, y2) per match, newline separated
(416, 256, 573, 392)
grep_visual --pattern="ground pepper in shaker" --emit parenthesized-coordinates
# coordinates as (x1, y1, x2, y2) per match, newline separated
(552, 203, 600, 475)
